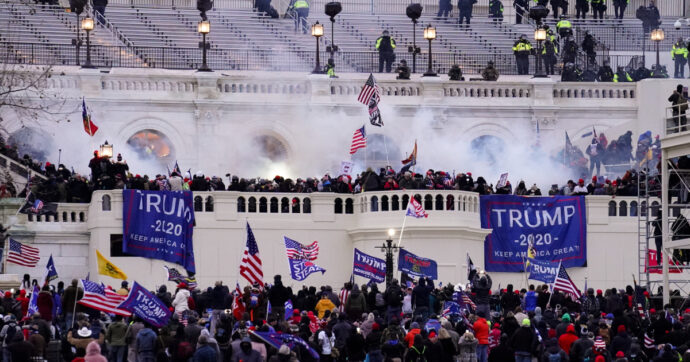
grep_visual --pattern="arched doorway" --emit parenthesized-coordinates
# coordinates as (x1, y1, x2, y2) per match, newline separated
(126, 129, 175, 166)
(470, 135, 506, 165)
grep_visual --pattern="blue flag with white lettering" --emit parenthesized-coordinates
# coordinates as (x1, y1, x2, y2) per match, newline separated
(117, 281, 171, 328)
(398, 249, 438, 279)
(480, 195, 587, 272)
(353, 248, 386, 283)
(44, 255, 58, 283)
(122, 190, 196, 273)
(287, 258, 326, 281)
(25, 285, 39, 319)
(284, 300, 293, 321)
(526, 258, 559, 283)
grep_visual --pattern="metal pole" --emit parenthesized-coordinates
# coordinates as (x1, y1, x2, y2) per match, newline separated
(313, 36, 321, 73)
(412, 20, 417, 73)
(655, 40, 660, 70)
(385, 239, 393, 286)
(662, 150, 670, 306)
(83, 29, 94, 68)
(76, 13, 81, 66)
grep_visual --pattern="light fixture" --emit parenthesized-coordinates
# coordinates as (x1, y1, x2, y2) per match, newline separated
(100, 140, 113, 158)
(533, 27, 547, 78)
(650, 28, 665, 41)
(80, 17, 95, 68)
(651, 28, 665, 77)
(387, 228, 395, 238)
(311, 21, 324, 74)
(197, 21, 211, 72)
(423, 24, 437, 77)
(534, 28, 546, 41)
(81, 17, 94, 31)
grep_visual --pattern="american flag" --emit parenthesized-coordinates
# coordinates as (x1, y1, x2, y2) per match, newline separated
(180, 313, 189, 327)
(339, 288, 350, 313)
(240, 223, 263, 287)
(284, 237, 319, 261)
(350, 125, 367, 155)
(7, 239, 40, 267)
(644, 332, 655, 349)
(406, 197, 428, 218)
(78, 279, 131, 316)
(357, 74, 380, 105)
(553, 264, 582, 300)
(442, 301, 461, 317)
(460, 291, 476, 311)
(31, 200, 44, 213)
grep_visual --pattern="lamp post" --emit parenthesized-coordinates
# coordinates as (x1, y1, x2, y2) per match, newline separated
(197, 20, 211, 72)
(423, 24, 437, 77)
(533, 27, 547, 78)
(651, 28, 665, 77)
(375, 229, 402, 286)
(99, 140, 113, 159)
(311, 21, 324, 74)
(81, 17, 95, 69)
(75, 12, 81, 66)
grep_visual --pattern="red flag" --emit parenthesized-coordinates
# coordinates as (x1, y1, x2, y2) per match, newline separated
(82, 98, 98, 136)
(232, 282, 245, 320)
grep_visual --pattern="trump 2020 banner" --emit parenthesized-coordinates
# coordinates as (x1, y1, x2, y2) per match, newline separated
(122, 190, 196, 273)
(353, 248, 386, 283)
(398, 249, 438, 280)
(526, 258, 559, 283)
(480, 195, 587, 272)
(117, 281, 172, 328)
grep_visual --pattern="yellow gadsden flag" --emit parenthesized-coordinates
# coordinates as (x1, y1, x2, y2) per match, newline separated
(96, 250, 128, 280)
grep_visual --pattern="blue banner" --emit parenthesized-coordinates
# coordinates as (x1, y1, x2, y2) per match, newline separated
(252, 331, 320, 360)
(288, 258, 326, 281)
(122, 190, 196, 273)
(117, 281, 171, 328)
(480, 195, 587, 272)
(353, 248, 386, 283)
(397, 249, 437, 280)
(26, 285, 39, 318)
(526, 258, 559, 283)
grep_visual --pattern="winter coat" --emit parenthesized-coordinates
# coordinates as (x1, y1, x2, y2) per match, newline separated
(510, 326, 535, 354)
(36, 291, 53, 321)
(558, 326, 579, 354)
(457, 335, 478, 362)
(345, 289, 367, 318)
(172, 289, 191, 315)
(84, 341, 108, 362)
(473, 318, 490, 345)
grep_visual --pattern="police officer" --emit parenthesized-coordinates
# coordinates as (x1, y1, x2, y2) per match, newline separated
(513, 34, 533, 75)
(543, 38, 558, 75)
(395, 60, 410, 80)
(672, 37, 688, 79)
(550, 0, 562, 19)
(458, 0, 478, 26)
(376, 30, 396, 73)
(514, 0, 529, 24)
(575, 0, 589, 19)
(448, 64, 464, 80)
(597, 59, 614, 82)
(489, 0, 504, 21)
(437, 0, 452, 19)
(613, 0, 627, 19)
(561, 62, 579, 81)
(556, 15, 572, 39)
(482, 60, 499, 80)
(325, 58, 337, 78)
(562, 35, 578, 65)
(581, 31, 597, 66)
(288, 0, 309, 33)
(590, 0, 605, 20)
(613, 66, 633, 82)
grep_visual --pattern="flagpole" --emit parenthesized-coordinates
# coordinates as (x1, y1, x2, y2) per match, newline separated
(382, 135, 390, 167)
(397, 213, 408, 248)
(546, 260, 562, 308)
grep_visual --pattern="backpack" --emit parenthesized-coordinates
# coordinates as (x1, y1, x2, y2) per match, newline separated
(375, 293, 385, 307)
(3, 323, 17, 345)
(410, 346, 427, 362)
(679, 94, 689, 112)
(547, 352, 562, 362)
(386, 289, 401, 307)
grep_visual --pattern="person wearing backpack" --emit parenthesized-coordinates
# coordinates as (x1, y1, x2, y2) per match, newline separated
(406, 334, 429, 362)
(0, 314, 20, 361)
(541, 337, 567, 362)
(669, 84, 688, 133)
(135, 322, 158, 362)
(384, 279, 403, 324)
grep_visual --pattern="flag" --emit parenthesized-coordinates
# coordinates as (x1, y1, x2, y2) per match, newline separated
(78, 279, 131, 316)
(25, 285, 39, 319)
(19, 197, 57, 216)
(7, 239, 40, 267)
(284, 299, 293, 321)
(553, 263, 582, 300)
(163, 266, 198, 289)
(459, 290, 476, 311)
(357, 73, 380, 105)
(44, 255, 58, 283)
(406, 197, 428, 218)
(171, 161, 181, 175)
(82, 98, 98, 136)
(350, 125, 367, 155)
(240, 223, 263, 287)
(180, 313, 188, 327)
(644, 333, 655, 349)
(251, 331, 320, 361)
(284, 237, 319, 261)
(442, 301, 461, 317)
(646, 250, 682, 273)
(467, 253, 477, 283)
(266, 300, 272, 317)
(401, 141, 417, 166)
(368, 95, 383, 127)
(232, 282, 245, 321)
(535, 120, 541, 147)
(287, 258, 326, 281)
(96, 250, 128, 280)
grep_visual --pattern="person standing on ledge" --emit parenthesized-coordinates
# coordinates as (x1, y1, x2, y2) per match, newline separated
(376, 30, 396, 73)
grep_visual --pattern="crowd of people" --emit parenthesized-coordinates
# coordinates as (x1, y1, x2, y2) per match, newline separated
(2, 271, 690, 362)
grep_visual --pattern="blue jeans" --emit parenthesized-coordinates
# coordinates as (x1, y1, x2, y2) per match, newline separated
(108, 345, 126, 362)
(477, 344, 488, 362)
(515, 353, 531, 362)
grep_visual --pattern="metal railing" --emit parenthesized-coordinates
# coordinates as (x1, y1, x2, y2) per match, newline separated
(0, 41, 664, 75)
(666, 104, 690, 135)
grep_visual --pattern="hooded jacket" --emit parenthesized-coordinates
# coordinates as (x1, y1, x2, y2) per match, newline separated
(558, 324, 579, 353)
(172, 289, 190, 315)
(84, 341, 107, 362)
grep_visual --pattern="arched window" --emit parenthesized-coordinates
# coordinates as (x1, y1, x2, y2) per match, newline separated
(126, 129, 175, 168)
(435, 195, 444, 211)
(248, 197, 257, 213)
(371, 196, 379, 212)
(402, 195, 410, 210)
(102, 194, 111, 211)
(259, 197, 268, 213)
(237, 197, 246, 212)
(334, 198, 343, 214)
(205, 196, 214, 212)
(303, 198, 311, 213)
(392, 195, 400, 211)
(79, 212, 85, 222)
(381, 196, 389, 211)
(194, 196, 203, 212)
(446, 195, 455, 210)
(424, 195, 433, 211)
(292, 198, 301, 213)
(281, 197, 290, 213)
(619, 201, 628, 217)
(630, 201, 637, 217)
(608, 201, 617, 216)
(71, 212, 76, 222)
(345, 198, 354, 214)
(269, 197, 278, 213)
(62, 212, 68, 222)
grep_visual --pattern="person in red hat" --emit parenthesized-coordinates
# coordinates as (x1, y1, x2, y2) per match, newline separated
(611, 325, 631, 357)
(573, 178, 588, 195)
(172, 282, 190, 317)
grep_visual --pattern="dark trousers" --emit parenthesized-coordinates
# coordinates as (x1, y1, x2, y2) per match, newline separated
(94, 5, 106, 24)
(379, 52, 394, 73)
(295, 8, 309, 33)
(516, 9, 524, 23)
(674, 59, 686, 78)
(437, 3, 451, 18)
(592, 5, 604, 19)
(589, 157, 601, 176)
(108, 345, 126, 362)
(544, 56, 555, 74)
(516, 55, 529, 75)
(552, 5, 559, 18)
(459, 10, 471, 24)
(614, 3, 626, 19)
(576, 7, 586, 18)
(656, 237, 663, 264)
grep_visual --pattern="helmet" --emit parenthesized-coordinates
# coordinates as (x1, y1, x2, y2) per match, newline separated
(382, 30, 390, 36)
